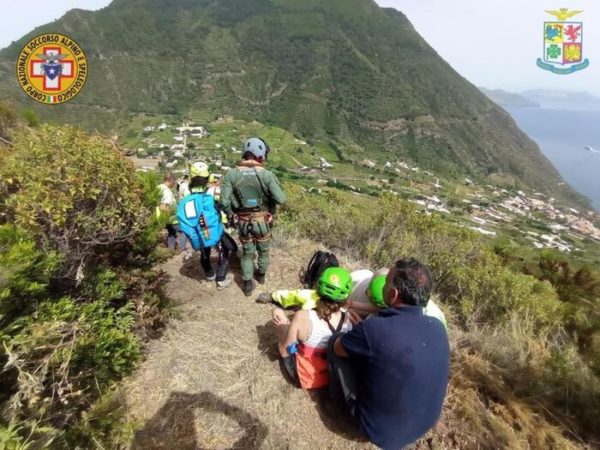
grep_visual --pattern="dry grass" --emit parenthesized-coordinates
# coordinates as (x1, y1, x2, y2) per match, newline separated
(120, 233, 588, 449)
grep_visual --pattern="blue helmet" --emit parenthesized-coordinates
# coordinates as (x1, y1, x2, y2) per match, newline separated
(243, 137, 270, 161)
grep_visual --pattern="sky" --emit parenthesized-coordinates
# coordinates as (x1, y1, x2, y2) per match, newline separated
(0, 0, 598, 95)
(376, 0, 599, 95)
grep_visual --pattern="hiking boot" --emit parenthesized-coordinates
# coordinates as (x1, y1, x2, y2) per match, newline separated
(257, 292, 273, 304)
(255, 271, 266, 285)
(243, 280, 255, 297)
(217, 274, 233, 290)
(206, 271, 216, 282)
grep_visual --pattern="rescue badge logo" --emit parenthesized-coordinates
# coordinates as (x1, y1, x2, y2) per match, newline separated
(16, 33, 87, 104)
(537, 8, 589, 74)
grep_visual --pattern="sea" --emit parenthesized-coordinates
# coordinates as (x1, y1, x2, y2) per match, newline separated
(506, 106, 600, 212)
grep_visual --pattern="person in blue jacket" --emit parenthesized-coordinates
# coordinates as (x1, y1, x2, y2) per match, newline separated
(178, 162, 232, 289)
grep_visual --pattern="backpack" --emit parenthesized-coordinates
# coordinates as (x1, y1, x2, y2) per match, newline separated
(302, 251, 339, 289)
(233, 168, 269, 211)
(176, 192, 224, 250)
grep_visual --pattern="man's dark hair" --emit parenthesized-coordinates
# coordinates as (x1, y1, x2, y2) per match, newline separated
(393, 258, 433, 307)
(189, 175, 209, 190)
(242, 151, 258, 161)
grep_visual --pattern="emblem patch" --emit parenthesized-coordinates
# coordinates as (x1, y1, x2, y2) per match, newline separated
(537, 8, 589, 74)
(16, 33, 88, 104)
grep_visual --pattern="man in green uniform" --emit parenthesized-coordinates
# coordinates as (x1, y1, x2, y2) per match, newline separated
(221, 138, 286, 297)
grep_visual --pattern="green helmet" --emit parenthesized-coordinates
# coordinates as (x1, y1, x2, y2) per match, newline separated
(368, 275, 387, 308)
(317, 267, 353, 302)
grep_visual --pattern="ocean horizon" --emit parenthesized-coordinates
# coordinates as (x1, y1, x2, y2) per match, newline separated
(507, 106, 600, 212)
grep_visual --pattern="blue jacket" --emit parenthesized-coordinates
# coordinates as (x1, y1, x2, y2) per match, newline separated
(177, 192, 224, 249)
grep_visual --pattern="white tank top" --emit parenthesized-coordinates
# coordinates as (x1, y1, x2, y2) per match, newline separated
(303, 309, 351, 349)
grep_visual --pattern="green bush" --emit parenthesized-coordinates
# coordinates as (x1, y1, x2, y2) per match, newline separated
(0, 225, 60, 318)
(3, 296, 140, 427)
(0, 125, 165, 446)
(0, 101, 18, 142)
(281, 186, 564, 331)
(0, 125, 146, 283)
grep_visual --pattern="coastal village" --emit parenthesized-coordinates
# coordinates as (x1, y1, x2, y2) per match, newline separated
(123, 116, 600, 256)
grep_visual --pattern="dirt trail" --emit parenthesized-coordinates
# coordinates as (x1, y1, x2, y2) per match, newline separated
(122, 238, 374, 449)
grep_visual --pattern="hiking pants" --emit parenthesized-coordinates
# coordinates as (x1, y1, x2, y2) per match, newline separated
(328, 333, 358, 420)
(166, 224, 178, 250)
(238, 219, 271, 281)
(200, 241, 230, 282)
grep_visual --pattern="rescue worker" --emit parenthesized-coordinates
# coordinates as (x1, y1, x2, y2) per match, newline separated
(221, 138, 285, 297)
(178, 162, 232, 289)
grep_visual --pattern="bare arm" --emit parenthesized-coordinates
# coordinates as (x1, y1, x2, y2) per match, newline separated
(349, 300, 380, 316)
(278, 310, 309, 358)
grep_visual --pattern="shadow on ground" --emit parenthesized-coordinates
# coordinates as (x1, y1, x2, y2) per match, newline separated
(131, 391, 268, 450)
(255, 319, 280, 363)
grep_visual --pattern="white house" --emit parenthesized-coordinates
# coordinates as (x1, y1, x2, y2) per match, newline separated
(320, 157, 333, 169)
(362, 159, 376, 169)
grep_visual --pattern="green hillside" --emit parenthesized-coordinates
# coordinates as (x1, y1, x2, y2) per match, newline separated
(0, 0, 586, 206)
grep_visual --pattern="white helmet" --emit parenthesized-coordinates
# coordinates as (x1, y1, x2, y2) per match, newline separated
(243, 138, 270, 161)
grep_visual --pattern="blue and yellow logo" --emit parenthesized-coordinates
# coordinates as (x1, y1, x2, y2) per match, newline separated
(537, 9, 589, 74)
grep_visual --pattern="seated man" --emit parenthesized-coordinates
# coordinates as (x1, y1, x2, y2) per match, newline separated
(329, 258, 450, 450)
(272, 268, 353, 390)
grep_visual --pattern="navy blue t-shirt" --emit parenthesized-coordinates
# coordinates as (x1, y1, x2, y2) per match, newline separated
(340, 306, 450, 450)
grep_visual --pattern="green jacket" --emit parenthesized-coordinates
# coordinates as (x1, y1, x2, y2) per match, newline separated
(220, 161, 286, 215)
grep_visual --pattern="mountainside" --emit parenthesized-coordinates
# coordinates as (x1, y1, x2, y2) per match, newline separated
(0, 0, 585, 205)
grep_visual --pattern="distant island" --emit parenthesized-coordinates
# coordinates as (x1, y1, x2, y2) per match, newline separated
(522, 90, 600, 110)
(481, 87, 600, 111)
(480, 88, 540, 108)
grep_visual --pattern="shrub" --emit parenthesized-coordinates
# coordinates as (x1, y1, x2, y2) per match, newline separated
(0, 125, 146, 284)
(0, 101, 18, 142)
(0, 225, 61, 319)
(3, 296, 141, 428)
(0, 125, 165, 447)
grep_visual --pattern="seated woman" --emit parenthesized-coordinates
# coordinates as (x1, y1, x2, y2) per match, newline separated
(272, 267, 353, 390)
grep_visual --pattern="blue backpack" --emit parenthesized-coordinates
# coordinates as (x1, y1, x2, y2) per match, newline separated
(176, 192, 224, 250)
